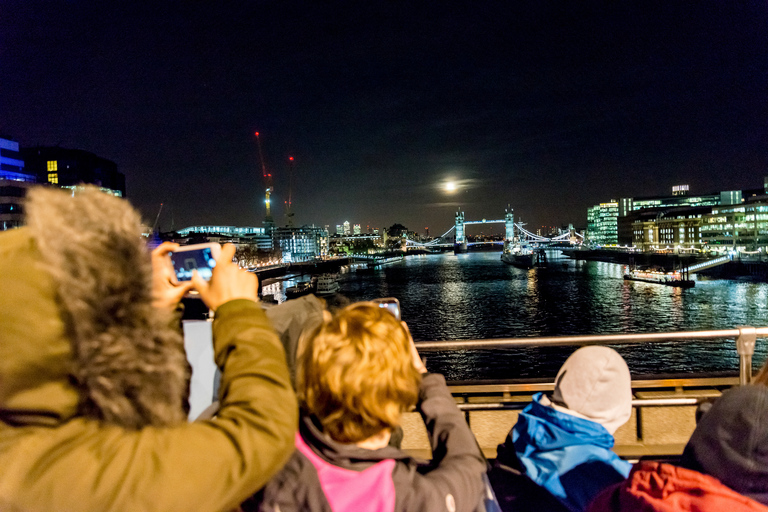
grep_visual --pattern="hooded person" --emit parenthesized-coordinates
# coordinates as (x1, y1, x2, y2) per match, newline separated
(587, 385, 768, 512)
(0, 186, 298, 512)
(489, 346, 633, 512)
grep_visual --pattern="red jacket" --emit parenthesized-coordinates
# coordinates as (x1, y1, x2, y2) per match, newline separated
(587, 461, 768, 512)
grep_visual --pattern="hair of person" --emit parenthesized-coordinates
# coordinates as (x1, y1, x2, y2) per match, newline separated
(23, 185, 189, 428)
(296, 302, 421, 444)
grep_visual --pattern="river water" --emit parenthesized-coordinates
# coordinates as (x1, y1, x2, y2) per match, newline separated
(263, 251, 768, 382)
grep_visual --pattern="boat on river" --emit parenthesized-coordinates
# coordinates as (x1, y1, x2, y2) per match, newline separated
(623, 266, 695, 288)
(285, 280, 314, 299)
(315, 273, 340, 295)
(501, 240, 546, 269)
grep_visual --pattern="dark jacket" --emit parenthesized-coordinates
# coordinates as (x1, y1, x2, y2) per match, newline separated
(489, 393, 630, 512)
(251, 373, 487, 512)
(679, 385, 768, 505)
(0, 187, 298, 512)
(587, 461, 768, 512)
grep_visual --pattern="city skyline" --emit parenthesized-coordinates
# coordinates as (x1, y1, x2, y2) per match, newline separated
(2, 2, 766, 233)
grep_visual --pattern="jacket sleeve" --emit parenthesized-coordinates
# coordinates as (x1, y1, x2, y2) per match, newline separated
(0, 299, 298, 512)
(405, 373, 487, 512)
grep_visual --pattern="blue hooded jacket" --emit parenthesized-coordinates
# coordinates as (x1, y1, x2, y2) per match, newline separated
(512, 393, 631, 512)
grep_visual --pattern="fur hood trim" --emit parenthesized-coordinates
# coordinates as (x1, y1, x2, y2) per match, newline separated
(25, 186, 189, 429)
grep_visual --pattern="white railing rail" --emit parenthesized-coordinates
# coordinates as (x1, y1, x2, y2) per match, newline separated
(415, 326, 766, 385)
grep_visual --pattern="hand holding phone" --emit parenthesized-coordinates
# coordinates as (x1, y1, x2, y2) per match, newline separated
(191, 244, 258, 311)
(170, 243, 221, 282)
(151, 242, 195, 311)
(372, 297, 400, 320)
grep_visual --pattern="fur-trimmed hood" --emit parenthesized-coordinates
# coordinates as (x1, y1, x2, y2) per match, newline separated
(0, 186, 188, 429)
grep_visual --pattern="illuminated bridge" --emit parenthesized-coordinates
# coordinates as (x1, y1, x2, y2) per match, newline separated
(405, 207, 582, 249)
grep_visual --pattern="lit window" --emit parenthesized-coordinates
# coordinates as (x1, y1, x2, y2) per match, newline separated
(47, 161, 58, 172)
(47, 173, 58, 184)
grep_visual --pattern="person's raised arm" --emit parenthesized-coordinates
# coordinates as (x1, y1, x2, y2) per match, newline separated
(2, 244, 298, 512)
(406, 326, 486, 512)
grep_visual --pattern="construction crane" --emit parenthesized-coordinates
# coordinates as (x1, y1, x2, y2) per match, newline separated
(285, 156, 295, 227)
(152, 203, 164, 233)
(254, 132, 274, 225)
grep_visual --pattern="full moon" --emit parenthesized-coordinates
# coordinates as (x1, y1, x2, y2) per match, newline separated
(444, 181, 457, 192)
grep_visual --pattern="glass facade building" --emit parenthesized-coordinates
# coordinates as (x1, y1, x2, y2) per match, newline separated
(0, 137, 34, 182)
(177, 226, 265, 237)
(701, 200, 768, 250)
(272, 226, 328, 262)
(587, 201, 618, 245)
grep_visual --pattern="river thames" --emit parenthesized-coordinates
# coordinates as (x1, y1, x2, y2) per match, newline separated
(265, 251, 768, 382)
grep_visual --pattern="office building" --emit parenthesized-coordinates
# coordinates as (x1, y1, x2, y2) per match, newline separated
(701, 198, 768, 250)
(0, 179, 35, 230)
(631, 206, 710, 252)
(353, 223, 361, 235)
(0, 137, 34, 182)
(587, 201, 618, 245)
(21, 146, 125, 197)
(272, 225, 328, 262)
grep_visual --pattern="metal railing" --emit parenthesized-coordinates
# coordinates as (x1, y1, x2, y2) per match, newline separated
(456, 397, 709, 412)
(415, 326, 766, 385)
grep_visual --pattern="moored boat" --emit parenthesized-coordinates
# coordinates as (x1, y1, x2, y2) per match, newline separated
(315, 273, 340, 295)
(501, 240, 539, 269)
(623, 266, 695, 288)
(285, 280, 314, 299)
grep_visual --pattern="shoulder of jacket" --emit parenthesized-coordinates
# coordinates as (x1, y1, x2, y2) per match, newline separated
(259, 451, 331, 512)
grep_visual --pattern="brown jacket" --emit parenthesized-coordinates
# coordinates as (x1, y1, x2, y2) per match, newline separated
(0, 187, 298, 511)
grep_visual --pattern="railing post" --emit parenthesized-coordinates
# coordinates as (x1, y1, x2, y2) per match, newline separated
(736, 326, 757, 385)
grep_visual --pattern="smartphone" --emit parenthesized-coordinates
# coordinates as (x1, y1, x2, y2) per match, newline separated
(372, 297, 401, 320)
(170, 243, 221, 282)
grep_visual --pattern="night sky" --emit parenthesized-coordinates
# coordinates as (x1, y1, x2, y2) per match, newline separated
(2, 1, 767, 235)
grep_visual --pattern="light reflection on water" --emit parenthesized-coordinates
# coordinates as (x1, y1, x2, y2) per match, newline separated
(270, 251, 768, 381)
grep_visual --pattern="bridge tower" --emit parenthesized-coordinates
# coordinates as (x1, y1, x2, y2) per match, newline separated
(505, 206, 515, 241)
(454, 209, 467, 254)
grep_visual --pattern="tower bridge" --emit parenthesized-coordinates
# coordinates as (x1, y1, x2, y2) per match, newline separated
(405, 207, 581, 252)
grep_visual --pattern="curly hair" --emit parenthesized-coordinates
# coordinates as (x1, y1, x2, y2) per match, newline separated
(297, 302, 422, 443)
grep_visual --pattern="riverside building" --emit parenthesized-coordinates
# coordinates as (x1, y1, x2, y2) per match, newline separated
(174, 226, 272, 250)
(272, 225, 328, 262)
(586, 201, 619, 245)
(21, 146, 126, 197)
(0, 136, 36, 230)
(700, 197, 768, 251)
(597, 181, 768, 251)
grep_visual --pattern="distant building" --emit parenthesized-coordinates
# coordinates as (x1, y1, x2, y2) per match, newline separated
(631, 206, 710, 252)
(0, 137, 34, 182)
(177, 225, 265, 237)
(272, 225, 328, 262)
(336, 224, 344, 235)
(21, 146, 125, 197)
(587, 201, 618, 245)
(343, 220, 350, 235)
(701, 197, 768, 250)
(616, 187, 728, 245)
(353, 223, 361, 235)
(623, 188, 720, 212)
(0, 179, 34, 230)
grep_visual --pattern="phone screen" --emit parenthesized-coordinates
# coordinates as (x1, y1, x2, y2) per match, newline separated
(170, 247, 217, 281)
(373, 299, 401, 320)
